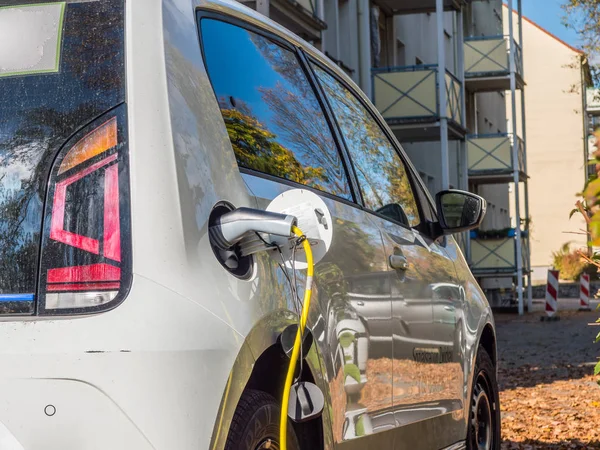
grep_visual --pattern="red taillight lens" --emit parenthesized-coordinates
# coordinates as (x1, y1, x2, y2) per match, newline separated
(39, 107, 131, 314)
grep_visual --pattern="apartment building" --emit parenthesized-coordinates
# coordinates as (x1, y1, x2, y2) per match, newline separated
(239, 0, 532, 312)
(504, 8, 590, 282)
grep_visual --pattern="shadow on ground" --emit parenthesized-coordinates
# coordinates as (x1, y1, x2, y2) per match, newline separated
(495, 310, 598, 390)
(501, 438, 600, 449)
(496, 309, 600, 448)
(498, 362, 595, 390)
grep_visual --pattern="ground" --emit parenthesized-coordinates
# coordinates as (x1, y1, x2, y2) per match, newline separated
(497, 298, 600, 449)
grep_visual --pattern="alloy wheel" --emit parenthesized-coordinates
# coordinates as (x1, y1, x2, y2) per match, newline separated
(471, 372, 495, 450)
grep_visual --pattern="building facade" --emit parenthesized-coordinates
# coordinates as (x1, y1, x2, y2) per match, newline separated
(238, 0, 534, 312)
(504, 9, 589, 283)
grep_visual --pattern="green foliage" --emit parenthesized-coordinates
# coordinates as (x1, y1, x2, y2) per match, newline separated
(551, 242, 595, 281)
(355, 415, 366, 437)
(570, 207, 580, 219)
(339, 332, 356, 348)
(343, 363, 361, 383)
(220, 106, 327, 189)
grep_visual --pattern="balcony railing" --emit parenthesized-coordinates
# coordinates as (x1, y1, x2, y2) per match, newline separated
(372, 64, 464, 129)
(469, 229, 529, 275)
(467, 133, 526, 183)
(464, 36, 524, 92)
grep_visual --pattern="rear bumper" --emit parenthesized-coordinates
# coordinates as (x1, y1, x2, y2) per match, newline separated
(0, 378, 155, 449)
(0, 275, 241, 450)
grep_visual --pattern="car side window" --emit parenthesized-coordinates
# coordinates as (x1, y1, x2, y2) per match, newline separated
(200, 19, 352, 201)
(312, 64, 421, 228)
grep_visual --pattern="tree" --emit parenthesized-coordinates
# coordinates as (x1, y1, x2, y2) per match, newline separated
(218, 98, 327, 189)
(572, 89, 600, 383)
(563, 0, 600, 383)
(252, 37, 353, 198)
(313, 65, 420, 224)
(563, 0, 600, 83)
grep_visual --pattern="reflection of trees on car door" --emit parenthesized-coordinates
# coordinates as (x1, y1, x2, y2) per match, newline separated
(200, 21, 395, 448)
(312, 63, 465, 447)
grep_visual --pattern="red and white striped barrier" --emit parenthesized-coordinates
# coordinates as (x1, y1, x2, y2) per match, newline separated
(545, 270, 559, 317)
(580, 273, 591, 311)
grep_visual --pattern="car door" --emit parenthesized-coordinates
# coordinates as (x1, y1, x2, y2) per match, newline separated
(199, 18, 395, 449)
(309, 62, 465, 449)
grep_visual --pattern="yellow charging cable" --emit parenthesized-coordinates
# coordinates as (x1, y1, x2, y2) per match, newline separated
(280, 225, 314, 450)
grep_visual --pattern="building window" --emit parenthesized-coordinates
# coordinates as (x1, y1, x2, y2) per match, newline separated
(396, 39, 406, 66)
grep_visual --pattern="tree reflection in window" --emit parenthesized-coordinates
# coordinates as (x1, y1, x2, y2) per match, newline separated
(312, 65, 420, 227)
(201, 19, 351, 200)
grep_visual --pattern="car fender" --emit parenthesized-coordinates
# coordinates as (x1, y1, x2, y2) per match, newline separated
(209, 309, 335, 450)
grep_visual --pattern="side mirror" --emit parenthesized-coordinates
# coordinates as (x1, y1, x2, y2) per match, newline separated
(435, 189, 486, 234)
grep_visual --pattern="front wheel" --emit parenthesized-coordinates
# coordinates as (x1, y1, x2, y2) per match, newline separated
(466, 346, 501, 450)
(225, 389, 300, 450)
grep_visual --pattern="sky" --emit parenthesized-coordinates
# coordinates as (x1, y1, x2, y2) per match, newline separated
(521, 0, 582, 50)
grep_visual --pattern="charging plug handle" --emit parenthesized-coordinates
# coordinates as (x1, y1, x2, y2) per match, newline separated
(210, 207, 297, 250)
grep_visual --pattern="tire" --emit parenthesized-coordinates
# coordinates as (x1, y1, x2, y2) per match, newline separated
(466, 346, 501, 450)
(225, 389, 301, 450)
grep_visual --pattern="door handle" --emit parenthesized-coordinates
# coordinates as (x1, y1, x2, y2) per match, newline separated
(356, 301, 365, 306)
(389, 254, 409, 271)
(444, 306, 454, 312)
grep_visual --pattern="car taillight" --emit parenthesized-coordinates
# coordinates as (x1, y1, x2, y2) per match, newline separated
(39, 106, 131, 314)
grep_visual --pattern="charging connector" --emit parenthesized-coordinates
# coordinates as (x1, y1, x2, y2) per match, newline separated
(209, 207, 297, 250)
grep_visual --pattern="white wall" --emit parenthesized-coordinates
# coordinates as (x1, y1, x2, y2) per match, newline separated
(504, 6, 587, 274)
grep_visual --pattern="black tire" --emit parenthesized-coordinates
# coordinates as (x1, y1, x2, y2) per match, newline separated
(225, 389, 300, 450)
(466, 346, 501, 450)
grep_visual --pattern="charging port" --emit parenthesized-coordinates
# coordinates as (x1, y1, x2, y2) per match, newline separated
(208, 202, 254, 279)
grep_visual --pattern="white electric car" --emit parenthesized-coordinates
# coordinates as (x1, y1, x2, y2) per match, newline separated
(0, 1, 499, 449)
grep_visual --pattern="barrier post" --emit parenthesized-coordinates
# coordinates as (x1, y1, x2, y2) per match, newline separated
(579, 273, 591, 311)
(541, 269, 560, 321)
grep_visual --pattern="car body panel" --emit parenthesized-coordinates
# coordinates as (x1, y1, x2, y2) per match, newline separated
(241, 173, 396, 447)
(0, 0, 496, 448)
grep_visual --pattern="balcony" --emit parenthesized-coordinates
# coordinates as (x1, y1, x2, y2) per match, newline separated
(469, 229, 529, 276)
(372, 0, 468, 15)
(241, 0, 326, 41)
(467, 133, 526, 184)
(372, 65, 465, 142)
(464, 36, 524, 92)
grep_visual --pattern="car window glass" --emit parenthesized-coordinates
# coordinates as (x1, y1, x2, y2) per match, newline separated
(200, 19, 352, 200)
(312, 64, 420, 227)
